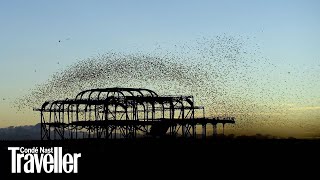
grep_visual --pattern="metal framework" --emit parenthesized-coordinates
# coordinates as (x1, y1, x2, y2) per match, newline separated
(34, 87, 235, 140)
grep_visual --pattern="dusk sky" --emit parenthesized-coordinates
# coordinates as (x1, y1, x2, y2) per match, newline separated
(0, 0, 319, 138)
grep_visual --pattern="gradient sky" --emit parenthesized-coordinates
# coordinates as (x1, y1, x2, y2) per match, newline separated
(0, 0, 319, 137)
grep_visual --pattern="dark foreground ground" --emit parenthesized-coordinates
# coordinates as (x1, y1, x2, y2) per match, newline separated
(1, 137, 320, 178)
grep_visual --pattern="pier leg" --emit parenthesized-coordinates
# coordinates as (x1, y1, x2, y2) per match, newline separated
(202, 124, 206, 139)
(193, 124, 196, 138)
(222, 123, 225, 135)
(212, 124, 217, 136)
(182, 125, 186, 137)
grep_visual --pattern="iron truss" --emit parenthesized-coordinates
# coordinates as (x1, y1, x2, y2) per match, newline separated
(34, 87, 235, 140)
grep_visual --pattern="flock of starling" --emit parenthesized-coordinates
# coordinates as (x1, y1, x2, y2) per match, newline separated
(15, 35, 320, 135)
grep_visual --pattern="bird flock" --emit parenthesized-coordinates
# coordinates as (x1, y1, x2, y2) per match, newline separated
(15, 35, 320, 136)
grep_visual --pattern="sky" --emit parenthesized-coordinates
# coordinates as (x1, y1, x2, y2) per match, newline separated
(0, 0, 319, 138)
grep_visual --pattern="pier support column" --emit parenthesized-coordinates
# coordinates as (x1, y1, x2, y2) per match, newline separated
(171, 126, 176, 136)
(202, 124, 206, 139)
(222, 123, 225, 135)
(192, 124, 196, 138)
(182, 124, 189, 137)
(212, 124, 217, 136)
(182, 125, 186, 137)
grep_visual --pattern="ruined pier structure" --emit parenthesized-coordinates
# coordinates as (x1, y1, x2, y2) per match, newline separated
(35, 88, 235, 140)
